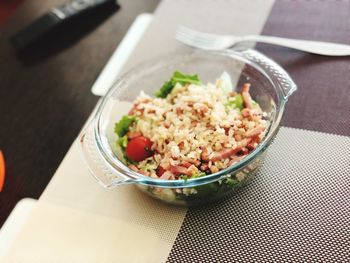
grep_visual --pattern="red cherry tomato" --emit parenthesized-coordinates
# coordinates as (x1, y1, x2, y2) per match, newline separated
(126, 136, 153, 162)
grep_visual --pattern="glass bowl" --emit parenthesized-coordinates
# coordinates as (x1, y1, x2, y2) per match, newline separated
(80, 49, 297, 206)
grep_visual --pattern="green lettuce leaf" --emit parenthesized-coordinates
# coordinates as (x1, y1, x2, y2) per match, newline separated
(155, 80, 173, 98)
(224, 94, 244, 110)
(114, 115, 136, 137)
(155, 71, 201, 98)
(192, 172, 206, 178)
(171, 71, 201, 86)
(117, 135, 128, 149)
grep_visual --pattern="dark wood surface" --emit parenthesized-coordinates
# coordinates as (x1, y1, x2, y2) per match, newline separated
(0, 0, 160, 227)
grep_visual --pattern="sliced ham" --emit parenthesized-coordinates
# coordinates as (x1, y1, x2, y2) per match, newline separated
(238, 138, 252, 147)
(160, 171, 175, 180)
(170, 165, 191, 176)
(181, 161, 192, 168)
(210, 147, 242, 162)
(228, 155, 246, 166)
(241, 83, 254, 109)
(182, 157, 201, 166)
(210, 138, 253, 162)
(245, 126, 265, 138)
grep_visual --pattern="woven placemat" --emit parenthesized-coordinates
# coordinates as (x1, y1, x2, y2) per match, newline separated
(167, 127, 350, 262)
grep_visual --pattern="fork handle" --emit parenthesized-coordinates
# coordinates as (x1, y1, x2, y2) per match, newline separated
(240, 35, 350, 56)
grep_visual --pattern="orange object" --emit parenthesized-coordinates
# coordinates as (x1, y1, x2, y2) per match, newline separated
(0, 150, 5, 192)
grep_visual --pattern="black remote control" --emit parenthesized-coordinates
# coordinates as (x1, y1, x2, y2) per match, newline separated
(10, 0, 118, 51)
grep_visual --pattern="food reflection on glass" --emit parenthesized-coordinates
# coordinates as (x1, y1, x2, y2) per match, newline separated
(114, 71, 268, 186)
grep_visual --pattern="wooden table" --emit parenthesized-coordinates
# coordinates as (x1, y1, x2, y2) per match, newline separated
(0, 0, 160, 227)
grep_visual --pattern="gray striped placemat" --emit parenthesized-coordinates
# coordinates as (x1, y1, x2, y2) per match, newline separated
(167, 0, 350, 261)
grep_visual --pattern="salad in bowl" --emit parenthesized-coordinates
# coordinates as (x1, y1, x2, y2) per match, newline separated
(116, 71, 267, 182)
(80, 50, 297, 205)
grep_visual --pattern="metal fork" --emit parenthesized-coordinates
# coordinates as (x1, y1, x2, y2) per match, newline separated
(176, 26, 350, 56)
